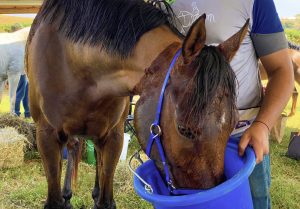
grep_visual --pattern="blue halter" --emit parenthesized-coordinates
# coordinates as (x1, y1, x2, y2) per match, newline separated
(145, 48, 203, 195)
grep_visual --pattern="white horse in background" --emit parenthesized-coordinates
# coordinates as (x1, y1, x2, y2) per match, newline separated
(0, 27, 30, 114)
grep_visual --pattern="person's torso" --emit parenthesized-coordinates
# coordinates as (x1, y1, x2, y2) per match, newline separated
(171, 0, 262, 110)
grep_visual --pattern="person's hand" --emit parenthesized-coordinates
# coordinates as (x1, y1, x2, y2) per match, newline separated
(238, 121, 270, 164)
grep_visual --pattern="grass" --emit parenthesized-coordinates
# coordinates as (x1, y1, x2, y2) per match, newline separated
(0, 15, 33, 32)
(1, 92, 300, 209)
(269, 99, 300, 209)
(0, 159, 152, 209)
(0, 139, 151, 209)
(271, 139, 300, 209)
(0, 91, 151, 209)
(0, 90, 24, 114)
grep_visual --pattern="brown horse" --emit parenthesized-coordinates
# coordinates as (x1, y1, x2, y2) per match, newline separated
(26, 0, 247, 208)
(259, 42, 300, 116)
(289, 42, 300, 84)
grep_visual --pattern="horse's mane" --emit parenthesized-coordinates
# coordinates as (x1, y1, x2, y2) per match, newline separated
(288, 41, 300, 51)
(186, 46, 236, 123)
(37, 0, 182, 58)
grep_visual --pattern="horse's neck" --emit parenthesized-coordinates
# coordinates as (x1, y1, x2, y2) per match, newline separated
(124, 26, 181, 93)
(129, 26, 181, 71)
(133, 42, 182, 150)
(66, 25, 181, 96)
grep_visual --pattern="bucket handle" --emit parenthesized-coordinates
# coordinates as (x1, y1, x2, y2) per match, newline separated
(128, 150, 154, 194)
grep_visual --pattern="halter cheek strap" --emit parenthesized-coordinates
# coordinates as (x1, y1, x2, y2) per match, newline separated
(145, 48, 181, 157)
(145, 48, 204, 195)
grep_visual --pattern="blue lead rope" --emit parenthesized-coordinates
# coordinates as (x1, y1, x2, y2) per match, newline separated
(145, 48, 204, 195)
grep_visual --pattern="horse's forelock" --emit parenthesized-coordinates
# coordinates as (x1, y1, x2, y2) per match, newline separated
(182, 46, 237, 124)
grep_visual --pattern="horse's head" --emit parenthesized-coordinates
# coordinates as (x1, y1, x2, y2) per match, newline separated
(134, 14, 249, 190)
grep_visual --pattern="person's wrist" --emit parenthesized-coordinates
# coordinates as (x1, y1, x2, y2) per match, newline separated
(253, 120, 270, 134)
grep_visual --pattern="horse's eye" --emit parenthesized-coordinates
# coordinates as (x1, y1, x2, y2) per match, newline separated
(177, 125, 196, 139)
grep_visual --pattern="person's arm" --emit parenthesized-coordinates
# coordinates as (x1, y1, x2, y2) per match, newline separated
(238, 0, 294, 163)
(239, 49, 293, 163)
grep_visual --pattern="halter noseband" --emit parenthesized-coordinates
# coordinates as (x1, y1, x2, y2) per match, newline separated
(145, 48, 203, 195)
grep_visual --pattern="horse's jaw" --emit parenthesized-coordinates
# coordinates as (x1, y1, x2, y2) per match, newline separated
(134, 94, 159, 151)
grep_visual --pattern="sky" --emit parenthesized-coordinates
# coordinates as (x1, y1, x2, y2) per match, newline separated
(5, 0, 300, 19)
(274, 0, 300, 18)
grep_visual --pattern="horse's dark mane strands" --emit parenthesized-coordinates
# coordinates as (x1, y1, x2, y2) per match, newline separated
(187, 46, 237, 123)
(38, 0, 181, 58)
(288, 41, 300, 51)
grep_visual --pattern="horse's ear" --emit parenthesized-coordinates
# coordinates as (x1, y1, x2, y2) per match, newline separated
(218, 19, 250, 62)
(182, 14, 206, 64)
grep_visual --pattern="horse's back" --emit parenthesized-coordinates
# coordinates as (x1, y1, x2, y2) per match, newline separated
(0, 28, 29, 44)
(0, 30, 27, 75)
(13, 27, 30, 41)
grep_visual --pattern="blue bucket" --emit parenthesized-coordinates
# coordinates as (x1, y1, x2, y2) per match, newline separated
(133, 139, 256, 209)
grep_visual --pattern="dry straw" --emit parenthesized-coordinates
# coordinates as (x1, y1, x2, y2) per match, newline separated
(0, 113, 36, 149)
(0, 127, 28, 169)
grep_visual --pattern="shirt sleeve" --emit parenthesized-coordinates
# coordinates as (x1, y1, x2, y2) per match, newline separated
(250, 0, 288, 57)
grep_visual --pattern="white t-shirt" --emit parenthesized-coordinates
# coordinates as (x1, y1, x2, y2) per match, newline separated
(170, 0, 287, 113)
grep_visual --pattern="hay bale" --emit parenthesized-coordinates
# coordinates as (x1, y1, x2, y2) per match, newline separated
(0, 127, 27, 168)
(0, 113, 36, 148)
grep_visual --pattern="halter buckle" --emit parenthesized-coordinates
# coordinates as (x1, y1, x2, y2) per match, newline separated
(150, 123, 162, 137)
(167, 180, 176, 190)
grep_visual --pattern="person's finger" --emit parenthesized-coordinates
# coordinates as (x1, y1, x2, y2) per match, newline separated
(263, 142, 269, 155)
(252, 141, 264, 164)
(238, 133, 250, 156)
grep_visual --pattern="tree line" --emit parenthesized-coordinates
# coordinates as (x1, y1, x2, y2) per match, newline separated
(282, 14, 300, 44)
